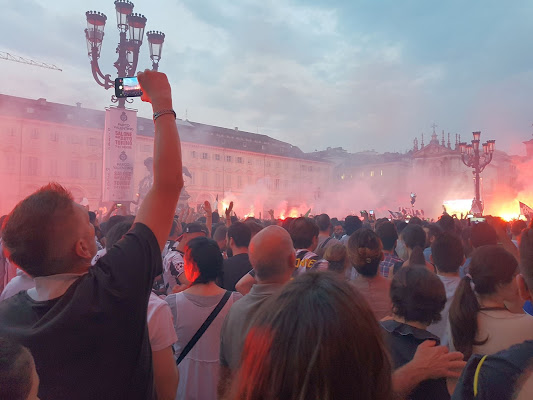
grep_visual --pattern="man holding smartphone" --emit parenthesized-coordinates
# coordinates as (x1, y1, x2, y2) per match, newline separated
(0, 70, 182, 400)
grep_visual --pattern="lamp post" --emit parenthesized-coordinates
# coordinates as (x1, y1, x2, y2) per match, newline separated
(84, 1, 165, 108)
(459, 131, 496, 215)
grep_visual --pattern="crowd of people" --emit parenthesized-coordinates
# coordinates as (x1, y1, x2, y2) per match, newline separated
(1, 71, 533, 399)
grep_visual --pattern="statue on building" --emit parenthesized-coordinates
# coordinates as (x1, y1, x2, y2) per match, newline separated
(135, 156, 192, 213)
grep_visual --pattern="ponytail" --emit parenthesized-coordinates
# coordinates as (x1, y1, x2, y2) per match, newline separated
(408, 245, 426, 266)
(449, 275, 488, 360)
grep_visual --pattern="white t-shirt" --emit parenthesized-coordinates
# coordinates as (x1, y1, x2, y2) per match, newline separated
(148, 292, 178, 351)
(162, 249, 185, 294)
(427, 275, 461, 346)
(91, 248, 107, 266)
(0, 269, 35, 301)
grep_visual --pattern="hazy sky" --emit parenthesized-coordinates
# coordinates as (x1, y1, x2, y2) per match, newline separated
(2, 0, 533, 155)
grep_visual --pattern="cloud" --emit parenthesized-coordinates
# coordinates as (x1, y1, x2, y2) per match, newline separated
(1, 0, 533, 155)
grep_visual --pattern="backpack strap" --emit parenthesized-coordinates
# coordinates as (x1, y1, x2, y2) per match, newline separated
(473, 354, 488, 397)
(319, 236, 333, 249)
(176, 291, 232, 365)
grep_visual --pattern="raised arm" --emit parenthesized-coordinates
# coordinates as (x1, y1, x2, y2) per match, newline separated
(135, 70, 184, 250)
(225, 201, 234, 227)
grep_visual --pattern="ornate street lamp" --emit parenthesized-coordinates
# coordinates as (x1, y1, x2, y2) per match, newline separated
(147, 31, 165, 71)
(459, 131, 496, 215)
(84, 1, 164, 108)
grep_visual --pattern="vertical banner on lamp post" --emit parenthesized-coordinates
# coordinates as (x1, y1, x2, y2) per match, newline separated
(102, 107, 137, 202)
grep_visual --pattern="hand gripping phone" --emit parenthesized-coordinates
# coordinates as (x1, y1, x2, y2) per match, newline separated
(115, 77, 143, 98)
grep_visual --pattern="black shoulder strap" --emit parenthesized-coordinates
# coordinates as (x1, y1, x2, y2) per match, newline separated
(320, 237, 333, 249)
(176, 290, 232, 365)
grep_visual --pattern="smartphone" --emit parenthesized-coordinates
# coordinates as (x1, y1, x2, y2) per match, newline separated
(115, 77, 143, 98)
(369, 210, 374, 215)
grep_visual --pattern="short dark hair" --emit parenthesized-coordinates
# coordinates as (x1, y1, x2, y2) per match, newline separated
(347, 229, 383, 277)
(186, 237, 223, 284)
(316, 214, 331, 232)
(408, 217, 423, 226)
(213, 225, 228, 242)
(88, 211, 97, 224)
(105, 221, 133, 250)
(212, 211, 220, 224)
(431, 232, 464, 273)
(426, 223, 443, 241)
(470, 222, 498, 248)
(511, 220, 527, 237)
(394, 220, 408, 234)
(344, 216, 362, 236)
(244, 220, 264, 237)
(2, 183, 77, 277)
(437, 214, 456, 233)
(228, 222, 252, 248)
(289, 217, 319, 249)
(376, 222, 398, 251)
(390, 266, 446, 325)
(0, 337, 34, 400)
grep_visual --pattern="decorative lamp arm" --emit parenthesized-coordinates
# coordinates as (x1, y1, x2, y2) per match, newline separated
(90, 52, 114, 89)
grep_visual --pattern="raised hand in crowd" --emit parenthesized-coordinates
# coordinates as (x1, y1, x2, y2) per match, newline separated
(225, 201, 234, 227)
(204, 200, 213, 236)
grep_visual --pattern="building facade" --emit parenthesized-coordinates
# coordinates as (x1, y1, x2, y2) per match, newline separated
(0, 94, 332, 217)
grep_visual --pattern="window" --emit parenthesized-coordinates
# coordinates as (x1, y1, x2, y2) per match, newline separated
(247, 175, 252, 185)
(237, 176, 242, 188)
(308, 166, 313, 172)
(236, 157, 243, 164)
(192, 151, 197, 158)
(69, 160, 80, 178)
(88, 137, 99, 146)
(226, 155, 232, 162)
(89, 162, 97, 179)
(266, 161, 271, 167)
(27, 157, 39, 176)
(202, 173, 208, 186)
(215, 174, 221, 188)
(70, 135, 81, 145)
(50, 132, 59, 142)
(202, 152, 208, 159)
(141, 144, 151, 152)
(50, 159, 59, 176)
(191, 172, 196, 184)
(247, 159, 252, 165)
(30, 128, 39, 139)
(301, 165, 307, 171)
(275, 178, 280, 190)
(370, 171, 375, 177)
(214, 154, 221, 161)
(5, 154, 16, 174)
(380, 170, 383, 176)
